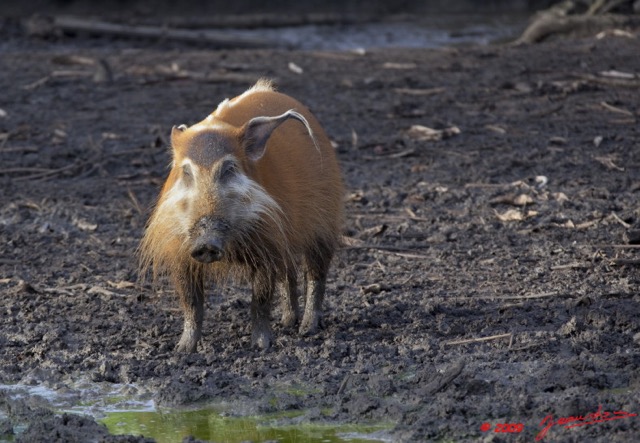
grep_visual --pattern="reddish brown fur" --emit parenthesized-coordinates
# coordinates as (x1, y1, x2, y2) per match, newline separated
(140, 80, 343, 351)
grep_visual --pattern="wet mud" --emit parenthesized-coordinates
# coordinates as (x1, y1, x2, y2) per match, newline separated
(0, 21, 639, 442)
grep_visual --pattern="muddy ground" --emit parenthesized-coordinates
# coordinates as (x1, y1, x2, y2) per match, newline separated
(0, 18, 639, 443)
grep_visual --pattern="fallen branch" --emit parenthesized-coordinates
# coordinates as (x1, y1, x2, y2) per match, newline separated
(592, 244, 640, 248)
(611, 258, 640, 266)
(601, 101, 634, 116)
(573, 72, 640, 88)
(11, 161, 83, 182)
(137, 13, 375, 30)
(514, 12, 638, 45)
(444, 333, 512, 346)
(48, 16, 278, 49)
(550, 263, 591, 270)
(451, 291, 563, 301)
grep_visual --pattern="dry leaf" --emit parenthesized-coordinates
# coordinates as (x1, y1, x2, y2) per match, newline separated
(594, 155, 624, 171)
(288, 62, 303, 74)
(407, 125, 460, 142)
(346, 191, 366, 203)
(495, 209, 524, 221)
(410, 164, 429, 173)
(485, 124, 506, 134)
(383, 62, 416, 70)
(535, 175, 548, 188)
(593, 136, 603, 147)
(341, 235, 363, 247)
(513, 194, 534, 206)
(107, 280, 136, 289)
(490, 193, 533, 206)
(360, 224, 387, 238)
(599, 69, 636, 79)
(73, 217, 98, 231)
(87, 286, 119, 297)
(552, 192, 569, 202)
(361, 283, 390, 294)
(495, 209, 537, 222)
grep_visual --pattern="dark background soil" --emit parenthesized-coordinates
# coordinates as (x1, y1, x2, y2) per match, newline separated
(0, 7, 639, 443)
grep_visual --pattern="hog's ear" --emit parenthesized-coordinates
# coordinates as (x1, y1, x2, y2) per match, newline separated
(241, 110, 311, 162)
(171, 124, 188, 141)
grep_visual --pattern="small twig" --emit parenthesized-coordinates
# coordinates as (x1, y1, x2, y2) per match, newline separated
(573, 73, 640, 89)
(592, 244, 640, 249)
(452, 291, 561, 301)
(22, 76, 50, 90)
(405, 207, 430, 222)
(10, 161, 81, 181)
(394, 87, 445, 96)
(550, 263, 590, 271)
(0, 166, 54, 174)
(601, 101, 634, 117)
(363, 148, 415, 160)
(464, 180, 528, 189)
(127, 187, 144, 215)
(0, 258, 21, 265)
(530, 103, 564, 118)
(444, 333, 512, 346)
(344, 244, 430, 259)
(337, 374, 352, 396)
(609, 212, 632, 228)
(610, 259, 640, 266)
(0, 146, 39, 154)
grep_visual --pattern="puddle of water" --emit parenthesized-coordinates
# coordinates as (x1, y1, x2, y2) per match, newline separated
(102, 408, 392, 443)
(228, 15, 526, 50)
(0, 382, 392, 443)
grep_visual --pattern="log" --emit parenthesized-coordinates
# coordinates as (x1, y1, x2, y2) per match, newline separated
(139, 13, 376, 29)
(43, 16, 280, 49)
(514, 12, 636, 44)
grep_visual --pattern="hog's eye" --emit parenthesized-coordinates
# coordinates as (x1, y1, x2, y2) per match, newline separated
(218, 160, 238, 181)
(182, 164, 193, 184)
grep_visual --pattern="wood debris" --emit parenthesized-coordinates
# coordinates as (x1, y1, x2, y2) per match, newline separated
(406, 125, 460, 142)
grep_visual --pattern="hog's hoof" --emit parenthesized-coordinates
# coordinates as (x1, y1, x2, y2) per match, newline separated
(280, 310, 299, 329)
(175, 330, 200, 353)
(299, 312, 323, 336)
(251, 328, 273, 350)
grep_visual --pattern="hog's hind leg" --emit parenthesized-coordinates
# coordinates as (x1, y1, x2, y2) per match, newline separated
(299, 239, 334, 336)
(279, 269, 299, 329)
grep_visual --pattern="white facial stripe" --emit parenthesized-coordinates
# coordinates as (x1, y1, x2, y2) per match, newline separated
(228, 173, 286, 238)
(179, 158, 198, 178)
(156, 168, 199, 235)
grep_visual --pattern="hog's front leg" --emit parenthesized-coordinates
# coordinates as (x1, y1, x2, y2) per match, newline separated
(173, 267, 205, 353)
(251, 271, 275, 350)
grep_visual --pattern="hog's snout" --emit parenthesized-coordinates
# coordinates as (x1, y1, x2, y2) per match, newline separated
(191, 238, 224, 263)
(189, 217, 230, 264)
